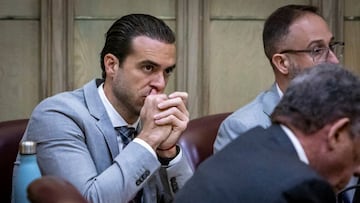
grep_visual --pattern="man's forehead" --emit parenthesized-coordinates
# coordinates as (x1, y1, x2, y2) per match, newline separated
(286, 13, 333, 47)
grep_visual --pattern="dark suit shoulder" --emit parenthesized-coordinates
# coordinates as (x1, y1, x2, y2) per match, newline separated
(175, 125, 336, 203)
(283, 178, 336, 203)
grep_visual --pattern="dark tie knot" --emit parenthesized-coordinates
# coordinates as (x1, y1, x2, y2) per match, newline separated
(115, 126, 137, 147)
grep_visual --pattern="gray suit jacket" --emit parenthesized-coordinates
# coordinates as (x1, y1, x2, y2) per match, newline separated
(15, 79, 193, 203)
(214, 83, 280, 152)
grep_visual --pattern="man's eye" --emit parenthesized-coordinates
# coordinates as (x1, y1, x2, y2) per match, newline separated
(312, 47, 326, 55)
(329, 43, 339, 52)
(165, 67, 174, 75)
(144, 65, 154, 72)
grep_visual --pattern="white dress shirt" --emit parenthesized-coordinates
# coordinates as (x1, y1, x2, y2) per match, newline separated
(280, 124, 309, 164)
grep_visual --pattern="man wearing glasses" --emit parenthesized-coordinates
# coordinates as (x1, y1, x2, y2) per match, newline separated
(214, 4, 344, 151)
(214, 4, 354, 202)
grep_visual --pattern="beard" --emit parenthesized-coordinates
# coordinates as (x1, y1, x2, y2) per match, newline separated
(112, 78, 143, 118)
(288, 61, 303, 80)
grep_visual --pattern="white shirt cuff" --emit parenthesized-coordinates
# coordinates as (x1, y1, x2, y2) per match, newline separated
(133, 138, 183, 166)
(133, 138, 157, 159)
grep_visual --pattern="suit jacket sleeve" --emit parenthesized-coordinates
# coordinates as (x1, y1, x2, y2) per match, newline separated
(214, 84, 280, 153)
(214, 115, 249, 152)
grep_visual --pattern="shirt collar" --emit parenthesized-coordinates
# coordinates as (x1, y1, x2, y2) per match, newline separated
(97, 83, 139, 128)
(276, 83, 284, 98)
(280, 124, 309, 164)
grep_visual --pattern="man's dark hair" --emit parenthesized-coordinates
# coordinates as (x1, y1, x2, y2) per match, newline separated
(100, 14, 175, 78)
(262, 5, 320, 64)
(271, 63, 360, 137)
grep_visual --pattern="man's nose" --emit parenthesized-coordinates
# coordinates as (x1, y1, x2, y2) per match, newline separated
(327, 49, 340, 64)
(150, 73, 166, 92)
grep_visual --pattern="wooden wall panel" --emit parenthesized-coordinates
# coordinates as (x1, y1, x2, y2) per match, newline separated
(344, 0, 360, 75)
(0, 0, 40, 121)
(344, 21, 360, 75)
(344, 0, 360, 16)
(208, 21, 272, 114)
(0, 0, 39, 17)
(73, 21, 112, 88)
(75, 0, 175, 17)
(210, 0, 310, 18)
(0, 21, 40, 121)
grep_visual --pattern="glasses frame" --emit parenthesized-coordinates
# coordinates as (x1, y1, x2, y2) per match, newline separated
(279, 41, 345, 63)
(337, 183, 360, 203)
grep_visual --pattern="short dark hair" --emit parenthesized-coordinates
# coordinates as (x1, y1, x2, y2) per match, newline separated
(262, 5, 320, 63)
(100, 14, 175, 79)
(271, 63, 360, 137)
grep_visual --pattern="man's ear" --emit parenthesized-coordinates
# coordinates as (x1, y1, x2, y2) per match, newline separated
(328, 117, 350, 149)
(272, 53, 289, 75)
(104, 53, 119, 78)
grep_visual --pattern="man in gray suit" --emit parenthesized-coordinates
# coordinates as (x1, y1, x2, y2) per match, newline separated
(214, 4, 343, 152)
(14, 14, 193, 203)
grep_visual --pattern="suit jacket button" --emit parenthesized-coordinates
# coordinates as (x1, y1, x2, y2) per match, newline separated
(141, 173, 148, 179)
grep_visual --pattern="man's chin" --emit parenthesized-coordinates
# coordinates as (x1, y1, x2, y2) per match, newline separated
(335, 181, 349, 193)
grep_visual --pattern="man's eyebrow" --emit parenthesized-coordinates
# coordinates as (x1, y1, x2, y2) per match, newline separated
(138, 60, 176, 70)
(307, 37, 336, 47)
(138, 60, 160, 67)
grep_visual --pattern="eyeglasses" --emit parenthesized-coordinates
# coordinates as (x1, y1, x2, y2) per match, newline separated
(279, 41, 345, 63)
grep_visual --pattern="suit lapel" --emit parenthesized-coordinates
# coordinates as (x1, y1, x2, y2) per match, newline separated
(83, 79, 119, 159)
(96, 119, 119, 158)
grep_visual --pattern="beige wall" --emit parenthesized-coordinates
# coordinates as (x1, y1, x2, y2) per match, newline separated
(1, 0, 359, 121)
(344, 0, 360, 75)
(0, 0, 40, 122)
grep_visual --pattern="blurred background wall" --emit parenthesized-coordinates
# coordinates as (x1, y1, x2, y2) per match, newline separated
(0, 0, 359, 121)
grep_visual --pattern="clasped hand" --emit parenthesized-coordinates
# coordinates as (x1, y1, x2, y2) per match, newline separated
(137, 91, 189, 157)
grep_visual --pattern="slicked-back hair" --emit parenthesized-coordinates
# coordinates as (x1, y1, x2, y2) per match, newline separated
(263, 5, 320, 64)
(271, 63, 360, 137)
(100, 14, 175, 79)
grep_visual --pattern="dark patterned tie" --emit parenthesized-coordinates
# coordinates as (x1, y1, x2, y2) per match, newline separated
(115, 126, 143, 203)
(115, 126, 136, 147)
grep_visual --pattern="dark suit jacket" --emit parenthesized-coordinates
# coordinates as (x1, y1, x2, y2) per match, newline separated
(174, 125, 336, 203)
